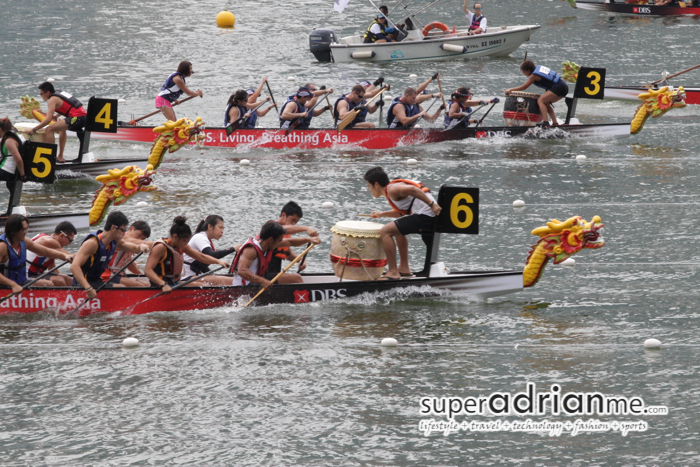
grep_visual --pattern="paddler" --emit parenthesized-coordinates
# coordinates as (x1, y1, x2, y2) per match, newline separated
(26, 221, 77, 287)
(387, 74, 444, 129)
(100, 220, 153, 287)
(145, 216, 229, 294)
(26, 82, 87, 163)
(364, 167, 442, 280)
(0, 118, 28, 214)
(264, 202, 319, 284)
(444, 87, 500, 129)
(244, 77, 278, 127)
(155, 61, 203, 122)
(232, 221, 321, 288)
(333, 85, 379, 129)
(224, 90, 266, 128)
(0, 215, 74, 294)
(504, 60, 569, 127)
(181, 215, 239, 286)
(279, 86, 333, 130)
(70, 211, 150, 300)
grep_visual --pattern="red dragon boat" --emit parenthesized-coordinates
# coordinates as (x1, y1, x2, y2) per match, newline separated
(573, 0, 700, 16)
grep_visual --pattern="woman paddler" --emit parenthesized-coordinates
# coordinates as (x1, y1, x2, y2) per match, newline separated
(145, 216, 229, 294)
(443, 87, 499, 129)
(0, 215, 74, 295)
(0, 118, 28, 215)
(155, 61, 203, 122)
(504, 60, 569, 127)
(181, 215, 239, 286)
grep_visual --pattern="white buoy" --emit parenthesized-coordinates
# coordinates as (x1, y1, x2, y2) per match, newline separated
(409, 74, 417, 78)
(47, 77, 55, 83)
(512, 199, 525, 208)
(644, 338, 662, 349)
(406, 158, 418, 165)
(135, 201, 148, 208)
(560, 258, 576, 267)
(383, 94, 393, 101)
(287, 76, 296, 81)
(118, 98, 126, 104)
(122, 337, 139, 348)
(381, 337, 398, 347)
(322, 201, 334, 209)
(576, 154, 587, 161)
(240, 159, 250, 166)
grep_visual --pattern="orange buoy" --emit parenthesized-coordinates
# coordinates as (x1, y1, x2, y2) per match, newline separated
(422, 22, 449, 36)
(216, 9, 236, 28)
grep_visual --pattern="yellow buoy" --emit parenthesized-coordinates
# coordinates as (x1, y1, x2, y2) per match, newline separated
(216, 9, 235, 28)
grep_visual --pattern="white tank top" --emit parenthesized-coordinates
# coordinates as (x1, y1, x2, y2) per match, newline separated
(390, 180, 437, 216)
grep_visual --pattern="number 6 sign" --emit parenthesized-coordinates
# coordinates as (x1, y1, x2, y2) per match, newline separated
(435, 186, 479, 235)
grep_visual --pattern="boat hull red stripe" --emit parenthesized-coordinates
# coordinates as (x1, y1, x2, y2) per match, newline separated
(576, 1, 700, 16)
(330, 254, 388, 268)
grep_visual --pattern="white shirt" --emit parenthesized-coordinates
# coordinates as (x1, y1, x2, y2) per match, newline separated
(182, 231, 214, 278)
(390, 181, 437, 217)
(369, 22, 385, 35)
(465, 12, 487, 32)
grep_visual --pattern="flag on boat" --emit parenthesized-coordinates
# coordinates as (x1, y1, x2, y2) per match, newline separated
(334, 0, 350, 13)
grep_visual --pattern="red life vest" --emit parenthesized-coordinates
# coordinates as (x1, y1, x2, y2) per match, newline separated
(384, 179, 431, 215)
(153, 238, 184, 281)
(231, 237, 274, 284)
(469, 14, 484, 32)
(28, 233, 55, 275)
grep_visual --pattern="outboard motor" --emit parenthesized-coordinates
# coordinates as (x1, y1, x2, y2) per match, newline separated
(309, 28, 337, 62)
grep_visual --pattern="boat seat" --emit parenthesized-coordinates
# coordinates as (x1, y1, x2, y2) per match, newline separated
(340, 36, 363, 45)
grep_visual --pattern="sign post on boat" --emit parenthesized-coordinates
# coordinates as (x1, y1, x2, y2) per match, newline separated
(565, 67, 606, 124)
(86, 97, 119, 133)
(22, 142, 57, 184)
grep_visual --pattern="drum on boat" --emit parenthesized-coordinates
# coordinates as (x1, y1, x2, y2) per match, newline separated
(13, 122, 47, 143)
(503, 91, 543, 127)
(330, 220, 387, 281)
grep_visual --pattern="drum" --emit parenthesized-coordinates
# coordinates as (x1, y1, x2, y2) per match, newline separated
(503, 91, 543, 127)
(330, 220, 387, 281)
(13, 122, 46, 143)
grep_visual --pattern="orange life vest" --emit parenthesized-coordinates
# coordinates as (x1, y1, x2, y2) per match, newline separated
(384, 179, 431, 215)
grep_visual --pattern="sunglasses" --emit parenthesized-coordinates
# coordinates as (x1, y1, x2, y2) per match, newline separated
(474, 7, 482, 9)
(61, 231, 74, 243)
(117, 227, 127, 233)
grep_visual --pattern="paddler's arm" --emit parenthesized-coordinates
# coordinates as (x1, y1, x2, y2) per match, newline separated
(256, 103, 277, 117)
(279, 236, 321, 248)
(283, 225, 318, 237)
(28, 97, 59, 134)
(504, 75, 537, 94)
(423, 104, 445, 123)
(416, 92, 441, 105)
(25, 237, 73, 263)
(282, 101, 308, 120)
(336, 100, 352, 120)
(392, 104, 424, 127)
(172, 75, 203, 100)
(70, 237, 99, 299)
(116, 239, 150, 254)
(370, 209, 402, 219)
(0, 244, 22, 294)
(417, 74, 439, 95)
(182, 244, 229, 268)
(144, 244, 171, 293)
(237, 248, 272, 289)
(249, 77, 267, 103)
(393, 184, 443, 215)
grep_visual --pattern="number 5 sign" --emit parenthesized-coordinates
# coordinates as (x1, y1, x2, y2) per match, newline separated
(573, 67, 606, 100)
(435, 186, 479, 235)
(22, 142, 57, 184)
(86, 97, 118, 133)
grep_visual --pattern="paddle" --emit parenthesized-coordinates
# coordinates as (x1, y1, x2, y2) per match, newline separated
(646, 63, 700, 87)
(118, 265, 226, 315)
(474, 99, 499, 128)
(64, 251, 144, 318)
(226, 97, 271, 136)
(337, 88, 387, 133)
(436, 75, 448, 111)
(0, 260, 70, 305)
(265, 81, 278, 109)
(284, 93, 331, 136)
(243, 243, 315, 307)
(442, 102, 488, 131)
(377, 84, 386, 127)
(128, 95, 200, 125)
(297, 242, 311, 273)
(408, 97, 440, 131)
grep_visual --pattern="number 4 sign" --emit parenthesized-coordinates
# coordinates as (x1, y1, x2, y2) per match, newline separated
(86, 97, 118, 133)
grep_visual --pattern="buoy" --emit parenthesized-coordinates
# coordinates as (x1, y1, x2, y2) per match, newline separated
(560, 258, 575, 267)
(409, 74, 418, 78)
(576, 154, 587, 161)
(135, 201, 148, 208)
(118, 98, 126, 104)
(406, 158, 418, 165)
(322, 201, 334, 209)
(122, 337, 139, 348)
(381, 337, 398, 347)
(216, 9, 236, 28)
(47, 78, 55, 83)
(383, 94, 393, 101)
(287, 76, 296, 81)
(644, 338, 662, 349)
(240, 159, 250, 166)
(512, 199, 525, 208)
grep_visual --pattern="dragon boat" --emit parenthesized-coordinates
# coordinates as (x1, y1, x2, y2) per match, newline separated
(603, 86, 700, 105)
(569, 0, 700, 16)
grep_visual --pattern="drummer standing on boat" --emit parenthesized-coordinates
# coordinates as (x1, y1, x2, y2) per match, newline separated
(26, 82, 88, 164)
(364, 167, 442, 280)
(155, 61, 203, 122)
(504, 60, 569, 127)
(463, 1, 487, 35)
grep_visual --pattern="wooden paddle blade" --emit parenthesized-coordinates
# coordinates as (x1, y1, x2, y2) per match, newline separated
(226, 120, 241, 136)
(337, 109, 361, 133)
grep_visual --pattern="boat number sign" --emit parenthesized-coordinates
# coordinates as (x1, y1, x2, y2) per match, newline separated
(435, 186, 479, 235)
(22, 142, 56, 184)
(86, 97, 119, 133)
(573, 67, 606, 100)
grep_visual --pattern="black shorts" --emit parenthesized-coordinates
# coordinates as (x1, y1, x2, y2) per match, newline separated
(549, 82, 569, 98)
(65, 115, 86, 132)
(394, 214, 435, 236)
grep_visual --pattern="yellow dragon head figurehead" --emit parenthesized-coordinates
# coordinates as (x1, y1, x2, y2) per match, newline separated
(523, 216, 605, 287)
(89, 165, 158, 226)
(631, 86, 687, 134)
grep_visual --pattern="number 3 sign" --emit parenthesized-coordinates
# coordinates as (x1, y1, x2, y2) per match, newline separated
(574, 67, 606, 100)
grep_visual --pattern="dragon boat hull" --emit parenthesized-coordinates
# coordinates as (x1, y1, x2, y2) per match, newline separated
(92, 123, 633, 150)
(56, 157, 151, 178)
(0, 212, 90, 231)
(574, 1, 700, 15)
(0, 271, 523, 316)
(604, 86, 700, 105)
